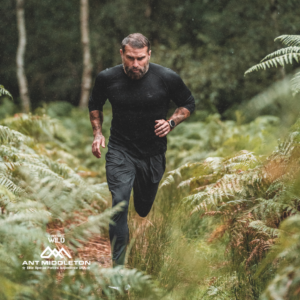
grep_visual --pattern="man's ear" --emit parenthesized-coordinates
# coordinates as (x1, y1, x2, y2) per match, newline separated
(120, 49, 123, 56)
(148, 50, 151, 59)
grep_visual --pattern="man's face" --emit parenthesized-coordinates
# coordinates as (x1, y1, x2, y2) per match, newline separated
(120, 45, 151, 80)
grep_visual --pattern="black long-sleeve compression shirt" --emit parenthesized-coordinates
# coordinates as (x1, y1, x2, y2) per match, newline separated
(88, 62, 195, 158)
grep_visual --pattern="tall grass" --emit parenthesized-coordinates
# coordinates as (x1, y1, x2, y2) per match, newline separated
(125, 114, 285, 299)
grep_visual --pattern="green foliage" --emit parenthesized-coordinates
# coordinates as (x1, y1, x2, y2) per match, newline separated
(0, 107, 159, 299)
(45, 101, 74, 118)
(245, 50, 300, 74)
(259, 215, 300, 300)
(157, 113, 300, 299)
(0, 85, 13, 99)
(166, 114, 280, 170)
(0, 85, 15, 120)
(124, 110, 287, 298)
(275, 35, 300, 47)
(245, 34, 300, 99)
(2, 0, 300, 114)
(0, 105, 291, 298)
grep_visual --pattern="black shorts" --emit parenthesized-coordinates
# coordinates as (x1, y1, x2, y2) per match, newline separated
(105, 144, 166, 217)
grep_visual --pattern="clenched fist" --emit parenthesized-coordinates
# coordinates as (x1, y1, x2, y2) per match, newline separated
(154, 119, 171, 137)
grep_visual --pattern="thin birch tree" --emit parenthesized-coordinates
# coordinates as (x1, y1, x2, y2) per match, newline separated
(270, 0, 285, 78)
(16, 0, 30, 113)
(79, 0, 92, 109)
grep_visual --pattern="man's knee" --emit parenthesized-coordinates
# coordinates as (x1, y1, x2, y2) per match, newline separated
(135, 200, 153, 218)
(136, 210, 149, 218)
(110, 188, 131, 223)
(111, 188, 131, 206)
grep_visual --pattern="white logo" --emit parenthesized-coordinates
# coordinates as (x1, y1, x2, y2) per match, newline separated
(40, 246, 72, 259)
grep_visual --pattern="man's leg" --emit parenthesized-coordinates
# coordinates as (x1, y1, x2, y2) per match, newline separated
(133, 153, 166, 217)
(105, 148, 136, 267)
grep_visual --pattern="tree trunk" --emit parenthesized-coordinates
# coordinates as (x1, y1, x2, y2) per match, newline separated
(270, 0, 285, 78)
(16, 0, 30, 113)
(79, 0, 92, 109)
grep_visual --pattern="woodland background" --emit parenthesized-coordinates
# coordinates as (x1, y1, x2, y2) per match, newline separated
(2, 0, 300, 300)
(1, 0, 300, 116)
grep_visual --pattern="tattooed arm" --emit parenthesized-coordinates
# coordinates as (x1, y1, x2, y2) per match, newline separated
(154, 107, 190, 138)
(169, 107, 191, 127)
(90, 110, 105, 158)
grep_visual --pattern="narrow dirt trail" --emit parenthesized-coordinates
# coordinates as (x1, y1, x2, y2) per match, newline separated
(77, 235, 112, 267)
(46, 210, 113, 270)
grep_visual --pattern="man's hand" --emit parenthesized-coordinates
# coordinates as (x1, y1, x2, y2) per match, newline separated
(90, 110, 105, 158)
(154, 120, 171, 137)
(92, 134, 105, 158)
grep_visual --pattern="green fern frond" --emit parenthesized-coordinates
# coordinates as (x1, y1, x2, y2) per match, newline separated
(20, 163, 64, 180)
(249, 198, 285, 221)
(275, 35, 300, 47)
(177, 177, 195, 188)
(225, 151, 257, 164)
(257, 215, 300, 299)
(0, 185, 16, 203)
(0, 146, 83, 185)
(1, 114, 69, 144)
(220, 199, 251, 208)
(0, 173, 25, 195)
(0, 125, 31, 145)
(159, 174, 175, 188)
(40, 156, 83, 184)
(190, 190, 234, 214)
(277, 131, 300, 155)
(249, 220, 281, 238)
(6, 199, 48, 214)
(184, 191, 210, 205)
(261, 46, 300, 62)
(1, 154, 66, 182)
(245, 53, 300, 75)
(184, 157, 268, 215)
(0, 210, 50, 226)
(0, 85, 13, 99)
(291, 70, 300, 95)
(224, 151, 259, 173)
(203, 157, 224, 172)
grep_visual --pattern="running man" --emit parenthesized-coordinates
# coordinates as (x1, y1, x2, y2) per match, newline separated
(89, 33, 195, 268)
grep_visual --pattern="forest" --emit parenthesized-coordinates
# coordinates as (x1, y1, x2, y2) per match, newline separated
(2, 0, 300, 299)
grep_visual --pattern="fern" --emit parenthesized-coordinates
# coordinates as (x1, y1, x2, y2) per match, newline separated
(245, 53, 300, 74)
(290, 70, 300, 95)
(0, 107, 159, 299)
(0, 173, 25, 195)
(159, 162, 202, 188)
(248, 220, 281, 238)
(258, 215, 300, 300)
(275, 35, 300, 47)
(244, 35, 300, 76)
(159, 114, 300, 299)
(0, 85, 13, 99)
(261, 46, 300, 61)
(1, 114, 69, 145)
(244, 34, 300, 99)
(0, 125, 31, 145)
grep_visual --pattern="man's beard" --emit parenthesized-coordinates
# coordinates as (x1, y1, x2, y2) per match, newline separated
(123, 61, 149, 80)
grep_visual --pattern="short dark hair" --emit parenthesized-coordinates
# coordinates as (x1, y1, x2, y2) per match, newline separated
(121, 33, 151, 53)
